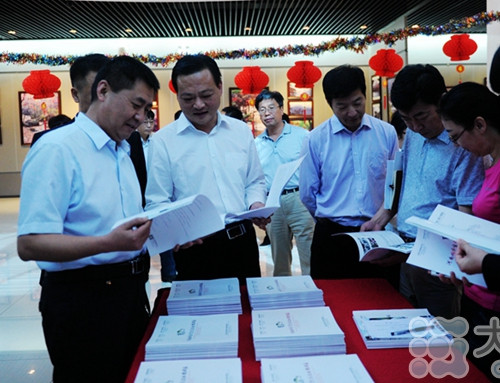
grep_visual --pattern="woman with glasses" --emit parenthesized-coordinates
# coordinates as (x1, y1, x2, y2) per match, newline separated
(439, 81, 500, 380)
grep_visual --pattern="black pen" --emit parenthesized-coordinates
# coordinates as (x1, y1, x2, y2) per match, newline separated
(391, 325, 434, 336)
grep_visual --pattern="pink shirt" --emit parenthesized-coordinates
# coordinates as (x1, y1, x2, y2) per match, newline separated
(466, 159, 500, 312)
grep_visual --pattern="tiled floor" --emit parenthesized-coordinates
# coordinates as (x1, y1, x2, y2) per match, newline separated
(0, 197, 301, 383)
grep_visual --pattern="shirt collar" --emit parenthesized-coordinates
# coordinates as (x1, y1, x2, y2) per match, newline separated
(175, 111, 225, 134)
(263, 121, 291, 140)
(330, 114, 370, 134)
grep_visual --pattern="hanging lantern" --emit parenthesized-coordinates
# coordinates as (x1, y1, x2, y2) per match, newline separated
(286, 61, 322, 88)
(442, 34, 477, 61)
(234, 66, 269, 94)
(168, 79, 177, 94)
(456, 64, 465, 73)
(369, 49, 404, 77)
(22, 70, 61, 99)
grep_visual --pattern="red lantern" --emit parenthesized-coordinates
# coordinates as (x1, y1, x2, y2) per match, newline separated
(234, 66, 269, 94)
(286, 61, 322, 88)
(168, 79, 177, 94)
(369, 49, 404, 78)
(442, 34, 477, 61)
(22, 70, 61, 99)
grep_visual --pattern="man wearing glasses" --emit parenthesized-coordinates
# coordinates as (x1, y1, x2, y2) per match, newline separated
(363, 64, 484, 319)
(254, 90, 315, 276)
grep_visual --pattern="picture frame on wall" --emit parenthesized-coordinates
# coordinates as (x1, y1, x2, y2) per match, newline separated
(289, 117, 313, 131)
(371, 75, 381, 119)
(19, 91, 61, 146)
(229, 87, 267, 136)
(151, 93, 160, 131)
(287, 82, 313, 100)
(288, 100, 313, 118)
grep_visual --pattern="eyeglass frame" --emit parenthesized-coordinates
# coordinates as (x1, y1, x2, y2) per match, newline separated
(448, 128, 466, 143)
(258, 105, 281, 114)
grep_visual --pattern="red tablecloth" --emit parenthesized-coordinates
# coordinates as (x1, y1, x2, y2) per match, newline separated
(125, 279, 489, 382)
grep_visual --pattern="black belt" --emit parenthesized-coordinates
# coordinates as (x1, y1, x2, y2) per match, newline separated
(211, 220, 252, 241)
(40, 252, 150, 284)
(398, 233, 416, 243)
(281, 187, 299, 195)
(316, 217, 361, 232)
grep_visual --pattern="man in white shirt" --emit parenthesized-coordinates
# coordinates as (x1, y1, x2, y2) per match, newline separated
(146, 54, 268, 284)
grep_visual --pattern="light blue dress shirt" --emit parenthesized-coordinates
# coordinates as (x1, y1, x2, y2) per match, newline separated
(397, 128, 484, 238)
(300, 114, 398, 226)
(17, 113, 144, 271)
(254, 122, 308, 191)
(145, 112, 267, 224)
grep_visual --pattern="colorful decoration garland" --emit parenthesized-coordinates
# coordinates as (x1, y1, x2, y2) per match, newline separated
(1, 11, 499, 67)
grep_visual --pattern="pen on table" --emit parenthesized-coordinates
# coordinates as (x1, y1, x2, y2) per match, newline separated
(368, 316, 406, 320)
(391, 325, 435, 336)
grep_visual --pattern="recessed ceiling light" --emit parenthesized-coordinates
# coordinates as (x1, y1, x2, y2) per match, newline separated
(69, 29, 77, 34)
(360, 25, 368, 30)
(185, 27, 193, 32)
(125, 28, 133, 33)
(411, 24, 419, 29)
(7, 30, 16, 35)
(302, 26, 310, 30)
(245, 27, 251, 31)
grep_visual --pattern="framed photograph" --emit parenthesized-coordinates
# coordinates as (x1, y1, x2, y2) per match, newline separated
(371, 75, 381, 101)
(229, 87, 267, 136)
(288, 100, 313, 118)
(287, 82, 313, 100)
(19, 91, 61, 145)
(151, 93, 160, 131)
(289, 117, 313, 131)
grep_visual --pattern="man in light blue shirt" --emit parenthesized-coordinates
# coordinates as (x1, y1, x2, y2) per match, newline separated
(364, 64, 484, 318)
(255, 90, 315, 276)
(300, 65, 399, 282)
(17, 56, 160, 382)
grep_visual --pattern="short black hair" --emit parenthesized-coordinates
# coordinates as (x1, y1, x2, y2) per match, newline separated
(391, 64, 446, 112)
(439, 82, 500, 135)
(390, 110, 407, 139)
(171, 55, 222, 92)
(322, 65, 366, 106)
(91, 56, 160, 102)
(70, 53, 110, 88)
(221, 105, 244, 120)
(255, 90, 284, 110)
(490, 46, 500, 94)
(174, 110, 182, 120)
(48, 114, 72, 130)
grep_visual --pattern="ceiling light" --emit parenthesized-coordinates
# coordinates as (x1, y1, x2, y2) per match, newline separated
(360, 25, 368, 30)
(125, 28, 133, 33)
(185, 27, 192, 32)
(245, 27, 251, 31)
(69, 29, 77, 34)
(411, 24, 419, 29)
(302, 26, 310, 31)
(8, 30, 16, 35)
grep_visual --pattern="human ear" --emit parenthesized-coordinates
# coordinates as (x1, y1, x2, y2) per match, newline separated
(473, 116, 487, 134)
(71, 87, 79, 103)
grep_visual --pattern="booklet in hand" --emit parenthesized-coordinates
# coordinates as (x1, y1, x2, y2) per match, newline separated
(331, 230, 414, 262)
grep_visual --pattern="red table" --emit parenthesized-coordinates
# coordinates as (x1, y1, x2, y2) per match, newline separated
(126, 279, 489, 382)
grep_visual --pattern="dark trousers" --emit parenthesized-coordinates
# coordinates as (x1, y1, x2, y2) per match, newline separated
(39, 259, 150, 383)
(174, 219, 261, 285)
(310, 218, 400, 289)
(461, 294, 500, 381)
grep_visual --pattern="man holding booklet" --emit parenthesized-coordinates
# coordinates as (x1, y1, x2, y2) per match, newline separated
(146, 54, 268, 284)
(363, 64, 483, 319)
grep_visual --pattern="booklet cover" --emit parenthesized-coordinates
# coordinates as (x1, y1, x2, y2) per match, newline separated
(352, 308, 453, 349)
(332, 230, 414, 262)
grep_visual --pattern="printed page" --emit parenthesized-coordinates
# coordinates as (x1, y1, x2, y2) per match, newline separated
(226, 156, 305, 220)
(407, 228, 487, 287)
(113, 194, 224, 254)
(246, 275, 319, 295)
(168, 278, 240, 300)
(261, 354, 374, 383)
(134, 358, 242, 383)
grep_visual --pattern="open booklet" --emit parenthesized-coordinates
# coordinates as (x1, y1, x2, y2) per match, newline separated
(405, 204, 500, 287)
(113, 156, 305, 254)
(352, 308, 453, 349)
(225, 155, 305, 220)
(332, 230, 414, 262)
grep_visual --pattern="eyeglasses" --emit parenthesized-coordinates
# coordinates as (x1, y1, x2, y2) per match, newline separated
(258, 105, 279, 114)
(449, 128, 466, 143)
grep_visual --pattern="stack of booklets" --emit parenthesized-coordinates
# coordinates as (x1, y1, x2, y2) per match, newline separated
(261, 354, 374, 383)
(145, 314, 238, 361)
(251, 306, 345, 360)
(246, 275, 324, 310)
(166, 278, 242, 315)
(134, 358, 243, 383)
(352, 308, 453, 349)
